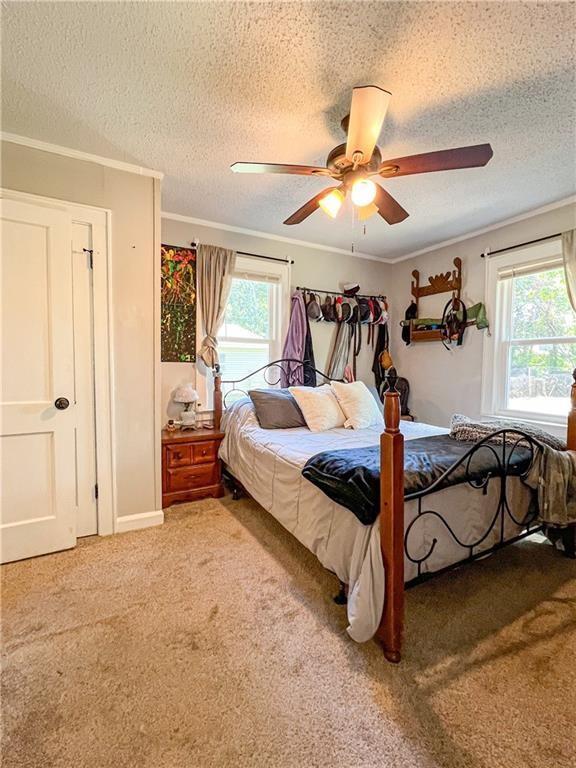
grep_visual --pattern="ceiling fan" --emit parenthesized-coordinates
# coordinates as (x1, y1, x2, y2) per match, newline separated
(231, 85, 493, 226)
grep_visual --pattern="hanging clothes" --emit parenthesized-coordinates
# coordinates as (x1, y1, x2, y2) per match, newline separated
(401, 301, 418, 345)
(302, 293, 317, 386)
(371, 323, 390, 390)
(280, 290, 316, 387)
(327, 322, 352, 380)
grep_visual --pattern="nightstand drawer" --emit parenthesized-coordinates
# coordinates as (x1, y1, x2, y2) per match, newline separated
(167, 463, 218, 492)
(192, 441, 218, 465)
(166, 444, 192, 468)
(162, 427, 225, 507)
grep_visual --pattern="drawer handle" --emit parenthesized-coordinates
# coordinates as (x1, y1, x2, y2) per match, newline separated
(173, 451, 182, 460)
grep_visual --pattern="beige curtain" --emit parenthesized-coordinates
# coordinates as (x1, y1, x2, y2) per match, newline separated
(197, 244, 236, 368)
(562, 229, 576, 312)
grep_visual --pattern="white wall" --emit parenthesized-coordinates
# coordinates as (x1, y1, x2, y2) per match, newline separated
(389, 201, 576, 427)
(161, 216, 391, 422)
(2, 140, 162, 520)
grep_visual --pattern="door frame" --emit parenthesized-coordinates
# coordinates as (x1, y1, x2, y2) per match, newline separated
(1, 187, 116, 536)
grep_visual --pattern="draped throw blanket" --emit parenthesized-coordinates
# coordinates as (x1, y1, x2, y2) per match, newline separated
(197, 245, 235, 368)
(562, 229, 576, 313)
(450, 414, 576, 527)
(449, 413, 566, 451)
(526, 445, 576, 527)
(302, 435, 533, 525)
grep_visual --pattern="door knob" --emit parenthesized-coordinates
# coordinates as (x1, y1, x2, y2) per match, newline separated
(54, 397, 70, 410)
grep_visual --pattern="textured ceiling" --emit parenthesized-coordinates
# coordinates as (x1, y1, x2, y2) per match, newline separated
(2, 1, 575, 260)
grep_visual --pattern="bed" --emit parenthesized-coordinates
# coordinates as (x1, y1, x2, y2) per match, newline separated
(213, 360, 576, 662)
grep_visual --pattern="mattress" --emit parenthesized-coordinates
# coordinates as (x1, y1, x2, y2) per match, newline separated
(219, 398, 532, 642)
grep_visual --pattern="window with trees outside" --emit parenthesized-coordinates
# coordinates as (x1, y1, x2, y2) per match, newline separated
(217, 256, 287, 402)
(482, 238, 576, 426)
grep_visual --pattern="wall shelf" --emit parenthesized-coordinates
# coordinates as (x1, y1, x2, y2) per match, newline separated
(408, 257, 462, 344)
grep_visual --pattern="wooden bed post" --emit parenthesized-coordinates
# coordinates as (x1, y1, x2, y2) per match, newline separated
(568, 368, 576, 451)
(376, 370, 405, 663)
(213, 366, 223, 432)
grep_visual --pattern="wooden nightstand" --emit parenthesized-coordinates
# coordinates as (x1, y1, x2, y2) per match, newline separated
(161, 427, 225, 508)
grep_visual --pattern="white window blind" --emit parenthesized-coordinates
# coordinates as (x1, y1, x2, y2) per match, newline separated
(497, 256, 563, 281)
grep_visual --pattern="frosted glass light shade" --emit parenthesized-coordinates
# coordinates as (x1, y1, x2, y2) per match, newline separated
(173, 384, 199, 404)
(351, 179, 377, 207)
(358, 202, 379, 221)
(319, 188, 345, 219)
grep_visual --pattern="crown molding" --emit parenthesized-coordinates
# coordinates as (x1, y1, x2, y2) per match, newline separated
(1, 132, 164, 180)
(391, 194, 576, 264)
(161, 210, 387, 263)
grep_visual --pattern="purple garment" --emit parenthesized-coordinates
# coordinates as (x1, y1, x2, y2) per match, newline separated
(280, 291, 307, 386)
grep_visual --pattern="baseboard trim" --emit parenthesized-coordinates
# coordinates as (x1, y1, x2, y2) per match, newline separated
(115, 510, 164, 534)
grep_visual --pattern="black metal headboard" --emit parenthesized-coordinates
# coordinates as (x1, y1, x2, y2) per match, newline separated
(215, 358, 340, 408)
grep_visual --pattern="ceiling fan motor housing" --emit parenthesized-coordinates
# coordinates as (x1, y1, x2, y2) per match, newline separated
(326, 143, 382, 177)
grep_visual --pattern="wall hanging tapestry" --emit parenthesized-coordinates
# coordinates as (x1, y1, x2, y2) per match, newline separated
(161, 244, 196, 362)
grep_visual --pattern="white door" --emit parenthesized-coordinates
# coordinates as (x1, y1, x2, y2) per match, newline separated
(0, 197, 96, 562)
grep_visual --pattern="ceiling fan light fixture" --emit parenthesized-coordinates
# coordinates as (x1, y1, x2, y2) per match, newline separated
(351, 178, 377, 207)
(318, 188, 345, 219)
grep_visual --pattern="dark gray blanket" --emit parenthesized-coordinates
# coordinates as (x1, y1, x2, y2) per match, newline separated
(301, 434, 532, 525)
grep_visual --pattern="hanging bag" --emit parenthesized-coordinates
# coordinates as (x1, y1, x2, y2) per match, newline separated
(334, 295, 343, 322)
(401, 301, 418, 345)
(440, 296, 468, 349)
(378, 298, 389, 325)
(323, 294, 336, 322)
(341, 296, 353, 323)
(306, 292, 323, 322)
(357, 297, 372, 324)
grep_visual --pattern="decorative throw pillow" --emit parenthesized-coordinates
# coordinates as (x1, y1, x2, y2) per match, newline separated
(330, 380, 384, 429)
(248, 389, 306, 429)
(288, 384, 346, 432)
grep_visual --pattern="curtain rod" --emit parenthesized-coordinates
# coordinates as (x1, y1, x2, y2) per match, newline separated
(296, 286, 386, 300)
(189, 243, 293, 265)
(236, 250, 294, 265)
(480, 233, 562, 259)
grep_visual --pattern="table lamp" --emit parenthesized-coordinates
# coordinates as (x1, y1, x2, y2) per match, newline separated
(173, 384, 199, 429)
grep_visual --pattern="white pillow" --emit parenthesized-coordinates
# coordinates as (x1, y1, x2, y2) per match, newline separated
(330, 380, 384, 429)
(288, 384, 346, 432)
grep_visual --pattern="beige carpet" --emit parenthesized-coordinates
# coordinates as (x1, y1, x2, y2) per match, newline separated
(2, 496, 575, 768)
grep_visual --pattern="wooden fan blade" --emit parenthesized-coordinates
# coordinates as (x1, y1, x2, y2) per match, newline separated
(231, 162, 330, 176)
(283, 186, 342, 225)
(374, 185, 409, 225)
(345, 86, 391, 164)
(379, 144, 493, 177)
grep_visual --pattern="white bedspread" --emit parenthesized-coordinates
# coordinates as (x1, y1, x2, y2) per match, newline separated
(220, 399, 531, 642)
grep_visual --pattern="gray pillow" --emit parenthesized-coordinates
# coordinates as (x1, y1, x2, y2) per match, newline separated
(248, 388, 307, 429)
(366, 385, 384, 414)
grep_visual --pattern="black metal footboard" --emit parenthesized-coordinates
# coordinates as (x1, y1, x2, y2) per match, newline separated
(404, 429, 544, 587)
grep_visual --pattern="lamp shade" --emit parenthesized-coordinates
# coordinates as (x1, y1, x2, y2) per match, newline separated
(173, 384, 199, 404)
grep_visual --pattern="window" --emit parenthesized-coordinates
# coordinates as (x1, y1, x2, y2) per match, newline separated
(482, 239, 576, 425)
(217, 255, 288, 402)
